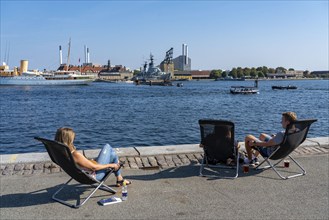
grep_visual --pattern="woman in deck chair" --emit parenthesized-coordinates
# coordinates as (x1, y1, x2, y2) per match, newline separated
(244, 112, 297, 167)
(55, 127, 131, 187)
(200, 125, 235, 166)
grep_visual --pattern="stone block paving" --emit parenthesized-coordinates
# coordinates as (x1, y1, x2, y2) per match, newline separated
(1, 146, 328, 176)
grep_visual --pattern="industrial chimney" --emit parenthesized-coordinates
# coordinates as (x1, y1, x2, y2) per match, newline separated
(182, 44, 188, 65)
(107, 60, 111, 71)
(59, 46, 63, 65)
(84, 45, 87, 65)
(87, 48, 90, 63)
(185, 45, 188, 65)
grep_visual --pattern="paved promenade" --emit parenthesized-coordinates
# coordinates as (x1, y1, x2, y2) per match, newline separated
(1, 137, 328, 219)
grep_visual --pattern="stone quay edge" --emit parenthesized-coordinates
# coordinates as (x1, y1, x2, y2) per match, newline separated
(1, 137, 328, 176)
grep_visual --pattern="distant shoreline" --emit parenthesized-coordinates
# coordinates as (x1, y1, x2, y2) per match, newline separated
(188, 78, 328, 81)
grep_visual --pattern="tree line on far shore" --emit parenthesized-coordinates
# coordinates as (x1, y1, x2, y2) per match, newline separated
(209, 66, 313, 79)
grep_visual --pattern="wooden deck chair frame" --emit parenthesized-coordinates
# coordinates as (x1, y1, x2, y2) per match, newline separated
(253, 119, 317, 180)
(199, 119, 239, 179)
(35, 137, 118, 208)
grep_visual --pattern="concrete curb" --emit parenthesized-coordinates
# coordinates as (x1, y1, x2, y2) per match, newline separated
(0, 137, 328, 165)
(1, 137, 328, 176)
(135, 144, 202, 156)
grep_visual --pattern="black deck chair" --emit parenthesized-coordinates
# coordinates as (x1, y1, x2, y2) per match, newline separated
(199, 119, 239, 178)
(253, 119, 317, 180)
(35, 137, 118, 208)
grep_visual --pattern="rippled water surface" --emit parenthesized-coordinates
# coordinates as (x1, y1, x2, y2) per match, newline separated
(0, 79, 328, 154)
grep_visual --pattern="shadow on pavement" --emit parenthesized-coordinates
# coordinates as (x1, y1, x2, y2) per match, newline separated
(125, 163, 306, 182)
(124, 164, 272, 181)
(0, 184, 107, 208)
(1, 186, 58, 208)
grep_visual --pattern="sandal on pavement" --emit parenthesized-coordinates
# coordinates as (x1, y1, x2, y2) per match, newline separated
(116, 179, 132, 187)
(226, 158, 236, 166)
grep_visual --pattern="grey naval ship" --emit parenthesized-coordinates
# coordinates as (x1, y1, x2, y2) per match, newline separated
(133, 54, 172, 86)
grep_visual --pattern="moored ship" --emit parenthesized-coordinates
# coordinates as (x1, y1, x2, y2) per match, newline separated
(132, 54, 172, 86)
(0, 61, 94, 86)
(0, 71, 94, 86)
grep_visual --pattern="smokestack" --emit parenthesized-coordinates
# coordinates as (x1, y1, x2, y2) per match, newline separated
(84, 45, 87, 64)
(107, 60, 111, 71)
(182, 44, 185, 57)
(185, 45, 188, 65)
(59, 46, 63, 65)
(87, 48, 90, 63)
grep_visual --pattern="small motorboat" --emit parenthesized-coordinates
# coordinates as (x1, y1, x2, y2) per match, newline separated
(176, 82, 183, 87)
(230, 86, 259, 94)
(272, 85, 297, 90)
(230, 79, 259, 94)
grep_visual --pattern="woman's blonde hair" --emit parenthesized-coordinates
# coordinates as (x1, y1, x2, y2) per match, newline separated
(54, 127, 76, 151)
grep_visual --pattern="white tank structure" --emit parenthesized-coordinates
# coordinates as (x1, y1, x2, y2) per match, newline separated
(20, 60, 28, 75)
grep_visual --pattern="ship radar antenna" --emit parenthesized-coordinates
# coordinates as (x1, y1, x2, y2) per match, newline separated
(148, 53, 156, 68)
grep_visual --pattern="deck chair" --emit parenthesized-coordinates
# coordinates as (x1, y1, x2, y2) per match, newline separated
(254, 119, 317, 179)
(34, 137, 118, 208)
(199, 119, 239, 178)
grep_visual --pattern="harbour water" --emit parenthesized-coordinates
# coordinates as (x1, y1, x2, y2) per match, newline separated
(0, 79, 328, 154)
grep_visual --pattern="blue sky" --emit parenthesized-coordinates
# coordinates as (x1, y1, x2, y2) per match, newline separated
(1, 0, 328, 71)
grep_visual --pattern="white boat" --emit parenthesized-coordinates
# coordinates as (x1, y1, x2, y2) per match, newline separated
(230, 79, 259, 94)
(0, 39, 94, 86)
(0, 71, 94, 86)
(230, 86, 259, 94)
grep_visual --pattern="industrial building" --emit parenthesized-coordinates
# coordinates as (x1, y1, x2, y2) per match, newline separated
(267, 70, 304, 79)
(172, 44, 191, 71)
(98, 60, 133, 81)
(159, 48, 174, 74)
(57, 44, 133, 80)
(173, 70, 211, 80)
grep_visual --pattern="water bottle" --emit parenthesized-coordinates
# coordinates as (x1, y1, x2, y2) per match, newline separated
(121, 181, 128, 201)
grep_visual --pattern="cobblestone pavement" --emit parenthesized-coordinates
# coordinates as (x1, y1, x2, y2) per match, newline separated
(1, 145, 328, 176)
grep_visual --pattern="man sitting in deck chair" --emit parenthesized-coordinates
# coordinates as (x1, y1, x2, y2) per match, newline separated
(244, 111, 297, 167)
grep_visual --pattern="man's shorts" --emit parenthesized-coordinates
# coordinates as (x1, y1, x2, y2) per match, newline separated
(254, 135, 277, 157)
(256, 146, 278, 157)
